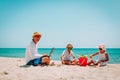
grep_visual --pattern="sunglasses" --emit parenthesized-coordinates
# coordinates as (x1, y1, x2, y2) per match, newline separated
(99, 48, 102, 50)
(68, 48, 72, 50)
(34, 35, 40, 38)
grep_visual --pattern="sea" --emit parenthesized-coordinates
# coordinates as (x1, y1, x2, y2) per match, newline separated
(0, 48, 120, 64)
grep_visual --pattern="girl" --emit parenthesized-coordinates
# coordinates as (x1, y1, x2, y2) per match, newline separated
(87, 44, 109, 67)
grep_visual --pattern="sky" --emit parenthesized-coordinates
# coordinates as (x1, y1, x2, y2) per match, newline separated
(0, 0, 120, 48)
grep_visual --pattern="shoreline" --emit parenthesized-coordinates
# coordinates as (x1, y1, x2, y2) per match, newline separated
(0, 57, 119, 64)
(0, 57, 120, 80)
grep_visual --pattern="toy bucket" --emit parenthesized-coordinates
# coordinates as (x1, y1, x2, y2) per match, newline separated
(78, 57, 88, 66)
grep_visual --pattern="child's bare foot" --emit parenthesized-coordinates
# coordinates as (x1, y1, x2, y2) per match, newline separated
(49, 62, 55, 66)
(96, 63, 101, 67)
(71, 61, 78, 65)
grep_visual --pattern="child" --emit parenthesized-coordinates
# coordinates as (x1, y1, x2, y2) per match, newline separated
(60, 44, 78, 65)
(87, 44, 109, 67)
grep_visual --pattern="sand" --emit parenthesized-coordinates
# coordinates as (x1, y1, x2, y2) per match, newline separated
(0, 57, 120, 80)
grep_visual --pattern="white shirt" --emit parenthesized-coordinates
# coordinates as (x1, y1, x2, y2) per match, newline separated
(61, 49, 75, 60)
(25, 40, 42, 63)
(99, 52, 108, 65)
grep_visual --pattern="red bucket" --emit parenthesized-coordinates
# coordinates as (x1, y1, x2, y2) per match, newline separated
(78, 57, 88, 67)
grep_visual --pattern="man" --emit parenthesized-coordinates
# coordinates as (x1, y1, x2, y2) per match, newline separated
(60, 44, 78, 65)
(25, 32, 50, 66)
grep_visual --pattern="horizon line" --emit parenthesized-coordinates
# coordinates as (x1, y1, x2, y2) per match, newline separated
(0, 47, 120, 49)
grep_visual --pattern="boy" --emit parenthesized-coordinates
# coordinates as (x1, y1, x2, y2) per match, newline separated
(61, 44, 78, 65)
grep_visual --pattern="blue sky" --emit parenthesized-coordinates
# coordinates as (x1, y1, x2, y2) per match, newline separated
(0, 0, 120, 48)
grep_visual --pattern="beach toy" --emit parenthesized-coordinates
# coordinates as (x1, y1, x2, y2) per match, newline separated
(78, 54, 88, 67)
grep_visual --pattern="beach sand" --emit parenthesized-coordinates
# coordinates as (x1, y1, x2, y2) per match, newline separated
(0, 57, 120, 80)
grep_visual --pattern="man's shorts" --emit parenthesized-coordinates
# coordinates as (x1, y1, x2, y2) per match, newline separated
(26, 57, 42, 66)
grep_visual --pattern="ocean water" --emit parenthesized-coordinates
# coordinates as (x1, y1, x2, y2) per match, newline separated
(0, 48, 120, 64)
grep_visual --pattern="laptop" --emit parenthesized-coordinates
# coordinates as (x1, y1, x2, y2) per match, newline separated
(41, 48, 54, 58)
(49, 48, 54, 57)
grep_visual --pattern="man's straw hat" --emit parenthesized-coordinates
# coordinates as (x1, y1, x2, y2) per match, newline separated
(32, 32, 42, 38)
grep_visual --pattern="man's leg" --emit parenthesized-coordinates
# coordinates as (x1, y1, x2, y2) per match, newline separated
(42, 57, 50, 65)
